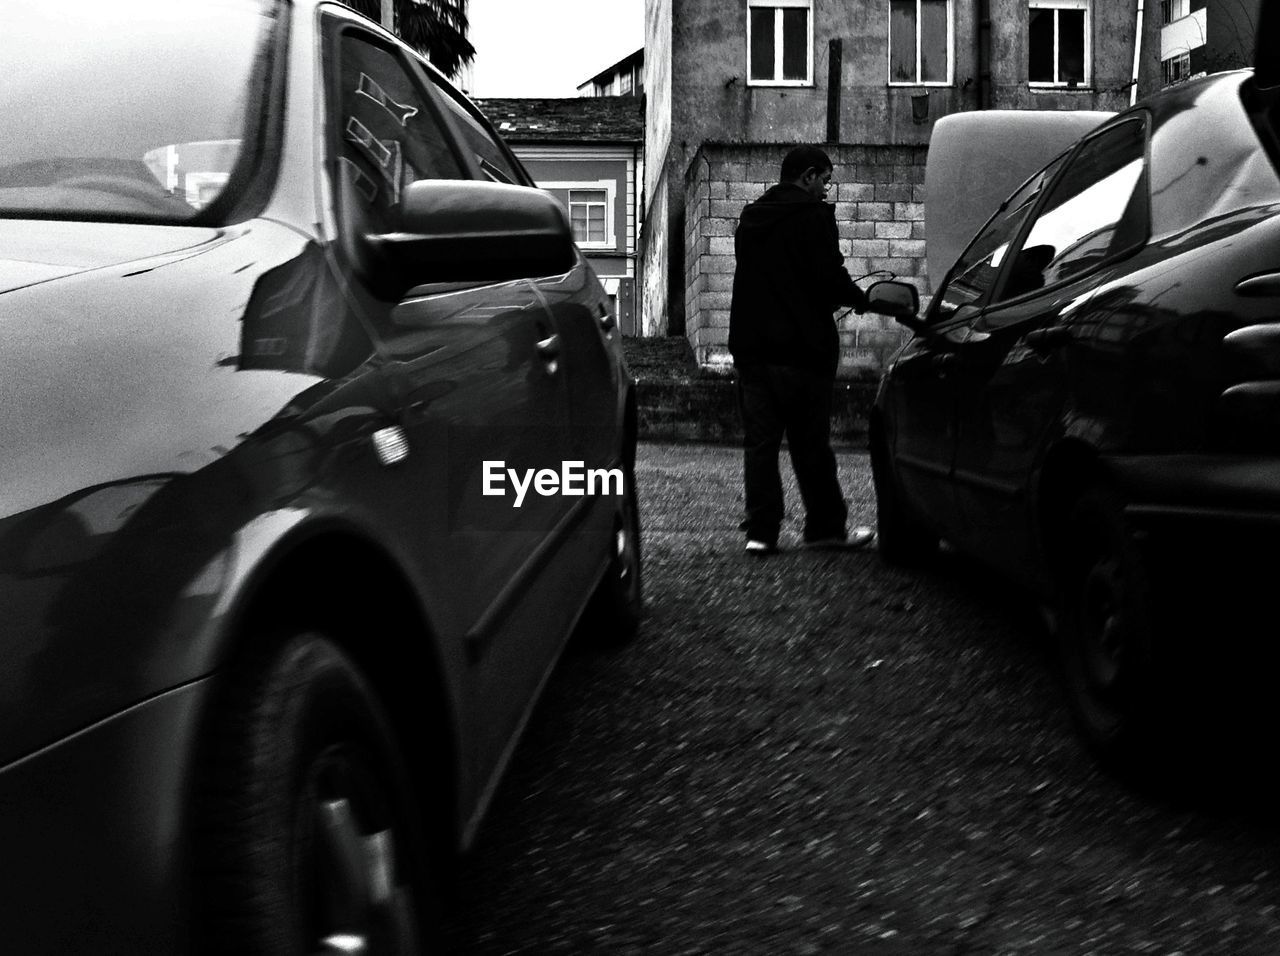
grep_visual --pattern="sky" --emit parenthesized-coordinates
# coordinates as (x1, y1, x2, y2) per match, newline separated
(464, 0, 645, 98)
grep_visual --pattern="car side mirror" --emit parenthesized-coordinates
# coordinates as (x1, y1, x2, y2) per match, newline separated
(866, 279, 920, 322)
(363, 180, 578, 298)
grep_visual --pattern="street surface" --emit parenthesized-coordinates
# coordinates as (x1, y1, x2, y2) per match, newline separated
(442, 442, 1280, 955)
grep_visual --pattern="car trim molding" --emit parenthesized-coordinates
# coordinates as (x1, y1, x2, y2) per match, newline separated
(953, 467, 1024, 500)
(895, 452, 951, 479)
(1125, 504, 1280, 529)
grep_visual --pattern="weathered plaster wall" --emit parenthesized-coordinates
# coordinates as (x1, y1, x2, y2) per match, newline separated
(683, 143, 928, 376)
(639, 166, 671, 336)
(639, 0, 675, 335)
(670, 0, 1147, 161)
(644, 0, 673, 206)
(1205, 1, 1257, 73)
(985, 0, 1151, 109)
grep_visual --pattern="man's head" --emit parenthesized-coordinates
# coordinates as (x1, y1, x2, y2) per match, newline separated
(780, 145, 834, 200)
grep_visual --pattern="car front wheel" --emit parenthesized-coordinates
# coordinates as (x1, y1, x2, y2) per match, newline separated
(195, 634, 432, 954)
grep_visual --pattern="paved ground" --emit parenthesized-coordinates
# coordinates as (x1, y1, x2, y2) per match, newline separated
(441, 442, 1280, 955)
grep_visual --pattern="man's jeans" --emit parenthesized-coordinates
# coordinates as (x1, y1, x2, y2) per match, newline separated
(736, 364, 848, 546)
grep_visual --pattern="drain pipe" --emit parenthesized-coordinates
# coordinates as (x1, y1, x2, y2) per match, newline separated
(1130, 0, 1144, 107)
(977, 0, 992, 109)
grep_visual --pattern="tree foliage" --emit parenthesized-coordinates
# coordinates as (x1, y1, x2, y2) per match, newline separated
(341, 0, 475, 78)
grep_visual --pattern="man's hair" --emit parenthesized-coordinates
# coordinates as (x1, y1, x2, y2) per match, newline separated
(780, 145, 833, 183)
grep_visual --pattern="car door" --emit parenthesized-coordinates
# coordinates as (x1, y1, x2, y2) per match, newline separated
(886, 161, 1063, 539)
(321, 18, 579, 795)
(427, 79, 619, 574)
(948, 117, 1149, 577)
(881, 312, 969, 538)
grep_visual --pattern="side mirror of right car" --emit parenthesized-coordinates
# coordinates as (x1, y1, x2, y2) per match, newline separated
(866, 279, 920, 321)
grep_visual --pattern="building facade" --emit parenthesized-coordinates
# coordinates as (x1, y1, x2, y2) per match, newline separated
(578, 48, 646, 97)
(1159, 0, 1257, 85)
(479, 97, 645, 334)
(642, 0, 1165, 371)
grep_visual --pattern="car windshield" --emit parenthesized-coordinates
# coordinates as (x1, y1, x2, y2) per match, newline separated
(0, 0, 277, 224)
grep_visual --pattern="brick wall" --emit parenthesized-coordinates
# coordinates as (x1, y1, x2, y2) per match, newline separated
(683, 143, 930, 377)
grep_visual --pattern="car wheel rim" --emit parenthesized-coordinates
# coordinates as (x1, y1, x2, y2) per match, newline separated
(302, 746, 420, 956)
(1081, 559, 1125, 700)
(616, 484, 639, 594)
(616, 526, 630, 580)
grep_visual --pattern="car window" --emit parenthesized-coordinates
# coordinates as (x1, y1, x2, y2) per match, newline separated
(333, 32, 465, 233)
(930, 157, 1064, 324)
(1150, 76, 1280, 240)
(998, 118, 1147, 301)
(431, 83, 528, 186)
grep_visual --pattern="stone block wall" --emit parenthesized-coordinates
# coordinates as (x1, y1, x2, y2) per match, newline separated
(683, 143, 931, 377)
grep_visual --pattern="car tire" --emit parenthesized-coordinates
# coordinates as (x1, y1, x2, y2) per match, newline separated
(579, 464, 643, 647)
(1057, 484, 1163, 770)
(194, 633, 434, 955)
(870, 434, 938, 567)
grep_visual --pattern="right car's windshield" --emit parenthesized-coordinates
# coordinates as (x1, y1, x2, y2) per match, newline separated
(0, 0, 277, 224)
(931, 156, 1065, 323)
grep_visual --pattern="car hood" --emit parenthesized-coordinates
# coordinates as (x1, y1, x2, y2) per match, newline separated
(0, 219, 329, 521)
(0, 218, 354, 768)
(0, 219, 219, 296)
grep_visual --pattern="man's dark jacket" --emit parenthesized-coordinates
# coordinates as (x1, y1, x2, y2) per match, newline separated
(728, 182, 866, 378)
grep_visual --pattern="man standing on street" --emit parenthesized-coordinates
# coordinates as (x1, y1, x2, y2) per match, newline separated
(729, 145, 873, 555)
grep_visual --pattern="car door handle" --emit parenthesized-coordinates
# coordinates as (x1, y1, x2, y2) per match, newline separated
(1023, 326, 1071, 351)
(536, 333, 561, 375)
(536, 333, 560, 359)
(1235, 272, 1280, 297)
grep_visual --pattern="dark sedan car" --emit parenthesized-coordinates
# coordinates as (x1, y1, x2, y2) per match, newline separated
(872, 66, 1280, 768)
(0, 1, 640, 951)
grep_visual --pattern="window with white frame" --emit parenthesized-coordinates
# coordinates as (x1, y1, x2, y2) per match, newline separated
(541, 180, 617, 248)
(569, 189, 608, 244)
(747, 0, 812, 85)
(1162, 51, 1191, 85)
(1160, 0, 1189, 25)
(889, 0, 952, 85)
(1029, 0, 1090, 87)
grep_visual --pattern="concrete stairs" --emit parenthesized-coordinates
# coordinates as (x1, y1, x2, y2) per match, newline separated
(622, 337, 877, 447)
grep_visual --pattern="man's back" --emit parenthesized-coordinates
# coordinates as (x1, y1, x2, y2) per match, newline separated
(729, 181, 852, 376)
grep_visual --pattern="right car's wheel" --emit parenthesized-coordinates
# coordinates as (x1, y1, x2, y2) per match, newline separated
(870, 432, 938, 566)
(1057, 483, 1163, 770)
(195, 633, 434, 955)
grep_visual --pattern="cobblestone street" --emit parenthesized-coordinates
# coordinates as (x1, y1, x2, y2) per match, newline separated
(442, 442, 1280, 955)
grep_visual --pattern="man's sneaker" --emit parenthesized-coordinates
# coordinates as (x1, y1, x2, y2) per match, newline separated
(802, 526, 876, 550)
(745, 539, 778, 556)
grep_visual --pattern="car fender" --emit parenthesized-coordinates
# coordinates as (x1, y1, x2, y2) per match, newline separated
(204, 500, 463, 729)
